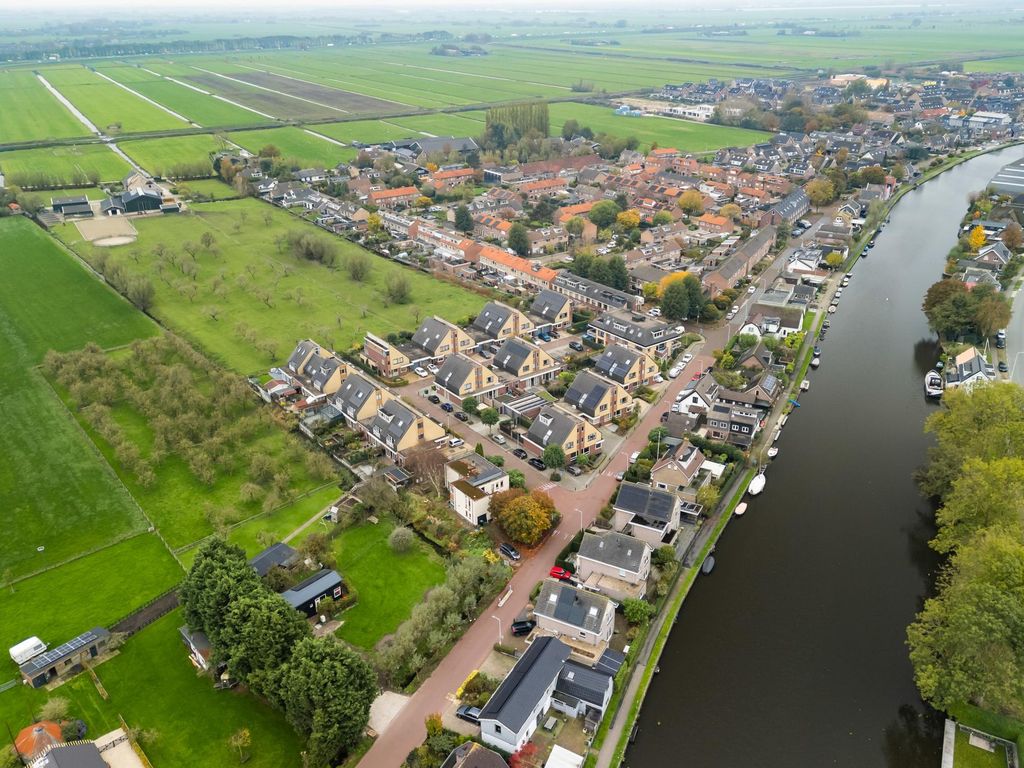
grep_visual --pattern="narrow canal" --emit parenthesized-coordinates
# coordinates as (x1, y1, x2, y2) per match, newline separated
(627, 146, 1024, 768)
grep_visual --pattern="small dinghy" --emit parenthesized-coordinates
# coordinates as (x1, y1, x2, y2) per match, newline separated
(735, 502, 747, 517)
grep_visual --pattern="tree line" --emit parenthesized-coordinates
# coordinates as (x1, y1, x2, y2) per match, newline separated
(482, 102, 550, 151)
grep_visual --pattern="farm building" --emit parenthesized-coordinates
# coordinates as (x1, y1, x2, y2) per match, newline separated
(281, 569, 345, 617)
(50, 195, 93, 218)
(249, 542, 300, 577)
(18, 627, 110, 688)
(101, 189, 162, 216)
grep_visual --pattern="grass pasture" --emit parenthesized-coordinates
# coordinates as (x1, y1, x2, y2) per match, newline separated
(174, 177, 239, 201)
(314, 118, 424, 146)
(0, 217, 157, 577)
(332, 519, 446, 649)
(54, 198, 486, 373)
(0, 143, 131, 186)
(229, 126, 350, 167)
(120, 133, 229, 177)
(549, 102, 771, 153)
(386, 111, 486, 137)
(0, 68, 87, 144)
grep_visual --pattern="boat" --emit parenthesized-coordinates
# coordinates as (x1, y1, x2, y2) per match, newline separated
(924, 369, 944, 398)
(772, 427, 782, 443)
(800, 379, 810, 391)
(748, 472, 766, 496)
(734, 502, 748, 517)
(810, 357, 821, 368)
(767, 446, 779, 458)
(701, 555, 716, 575)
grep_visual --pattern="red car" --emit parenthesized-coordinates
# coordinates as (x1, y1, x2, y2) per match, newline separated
(549, 566, 573, 581)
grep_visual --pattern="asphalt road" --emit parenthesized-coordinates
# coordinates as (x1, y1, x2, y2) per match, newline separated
(1006, 282, 1024, 384)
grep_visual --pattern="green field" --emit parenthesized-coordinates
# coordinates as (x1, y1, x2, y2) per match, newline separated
(333, 519, 446, 649)
(966, 56, 1024, 74)
(314, 118, 425, 146)
(386, 111, 486, 137)
(43, 185, 107, 200)
(174, 177, 239, 201)
(120, 133, 229, 177)
(54, 198, 486, 373)
(0, 143, 131, 186)
(0, 217, 157, 578)
(0, 68, 87, 144)
(229, 126, 350, 167)
(0, 533, 181, 662)
(549, 102, 771, 153)
(42, 65, 189, 134)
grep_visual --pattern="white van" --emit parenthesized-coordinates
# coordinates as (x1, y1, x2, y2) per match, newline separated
(9, 636, 46, 665)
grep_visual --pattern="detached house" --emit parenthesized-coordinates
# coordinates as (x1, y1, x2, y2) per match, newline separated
(562, 370, 633, 426)
(649, 440, 716, 501)
(525, 404, 603, 461)
(529, 289, 572, 331)
(593, 345, 659, 391)
(445, 452, 509, 525)
(534, 580, 616, 648)
(706, 402, 760, 448)
(944, 347, 996, 391)
(613, 483, 682, 547)
(575, 531, 652, 601)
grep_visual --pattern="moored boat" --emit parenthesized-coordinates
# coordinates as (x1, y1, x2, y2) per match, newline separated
(748, 472, 766, 496)
(702, 555, 716, 574)
(734, 502, 747, 517)
(924, 369, 944, 398)
(810, 357, 821, 369)
(800, 379, 810, 391)
(767, 446, 779, 458)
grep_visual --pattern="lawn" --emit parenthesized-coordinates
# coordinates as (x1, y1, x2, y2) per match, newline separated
(228, 126, 350, 168)
(314, 118, 423, 146)
(332, 519, 446, 649)
(386, 112, 487, 138)
(548, 102, 771, 153)
(0, 68, 88, 143)
(119, 134, 230, 177)
(0, 143, 131, 186)
(953, 729, 1008, 768)
(0, 218, 157, 577)
(0, 533, 182, 666)
(174, 177, 240, 201)
(54, 198, 486, 373)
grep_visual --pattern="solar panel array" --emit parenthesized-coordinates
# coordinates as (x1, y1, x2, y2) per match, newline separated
(19, 628, 109, 676)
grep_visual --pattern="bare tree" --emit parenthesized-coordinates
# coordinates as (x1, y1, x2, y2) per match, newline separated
(405, 445, 447, 498)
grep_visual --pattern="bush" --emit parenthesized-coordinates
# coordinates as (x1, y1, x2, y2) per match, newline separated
(388, 526, 415, 553)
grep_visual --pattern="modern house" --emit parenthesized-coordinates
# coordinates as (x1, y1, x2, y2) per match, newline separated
(524, 404, 604, 461)
(705, 402, 760, 448)
(562, 370, 633, 426)
(592, 345, 659, 392)
(445, 452, 509, 525)
(529, 289, 572, 331)
(413, 316, 477, 361)
(552, 273, 642, 313)
(534, 580, 616, 648)
(470, 301, 535, 342)
(285, 339, 349, 397)
(479, 636, 571, 752)
(575, 531, 652, 601)
(440, 743, 510, 768)
(361, 332, 416, 378)
(333, 373, 395, 425)
(612, 483, 681, 547)
(281, 569, 345, 617)
(492, 337, 560, 388)
(434, 354, 503, 403)
(364, 399, 446, 460)
(588, 311, 681, 359)
(552, 660, 614, 722)
(650, 441, 720, 501)
(19, 628, 111, 688)
(944, 346, 996, 391)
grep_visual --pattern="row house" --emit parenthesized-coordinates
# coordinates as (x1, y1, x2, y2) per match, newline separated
(705, 401, 760, 449)
(434, 354, 503, 404)
(470, 300, 535, 342)
(477, 245, 558, 289)
(524, 404, 603, 461)
(528, 226, 568, 255)
(474, 213, 513, 242)
(588, 310, 681, 360)
(491, 337, 560, 389)
(369, 186, 420, 209)
(429, 167, 476, 192)
(593, 344, 659, 392)
(412, 315, 476, 361)
(518, 177, 568, 200)
(365, 398, 446, 461)
(529, 289, 572, 331)
(562, 370, 633, 427)
(285, 339, 350, 398)
(552, 273, 642, 313)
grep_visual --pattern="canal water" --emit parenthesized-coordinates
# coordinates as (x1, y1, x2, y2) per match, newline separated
(627, 146, 1024, 768)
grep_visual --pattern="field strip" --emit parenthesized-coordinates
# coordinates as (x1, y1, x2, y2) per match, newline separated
(92, 70, 196, 125)
(163, 74, 279, 119)
(234, 62, 423, 108)
(164, 76, 210, 94)
(35, 74, 101, 134)
(233, 63, 410, 108)
(107, 142, 145, 174)
(191, 66, 352, 114)
(141, 68, 163, 77)
(304, 128, 346, 147)
(381, 60, 573, 90)
(379, 119, 432, 137)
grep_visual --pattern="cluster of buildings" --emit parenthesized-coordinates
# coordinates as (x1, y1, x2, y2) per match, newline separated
(46, 171, 180, 223)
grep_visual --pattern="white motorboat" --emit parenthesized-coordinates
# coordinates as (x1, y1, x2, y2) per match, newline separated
(810, 357, 821, 368)
(748, 472, 766, 496)
(767, 447, 779, 458)
(734, 502, 747, 517)
(800, 379, 810, 391)
(924, 369, 944, 398)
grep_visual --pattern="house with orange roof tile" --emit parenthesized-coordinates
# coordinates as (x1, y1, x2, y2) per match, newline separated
(695, 212, 733, 235)
(478, 246, 558, 289)
(430, 167, 477, 192)
(518, 177, 568, 200)
(369, 186, 420, 209)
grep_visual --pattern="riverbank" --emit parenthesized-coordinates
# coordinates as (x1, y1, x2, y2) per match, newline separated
(608, 141, 1024, 768)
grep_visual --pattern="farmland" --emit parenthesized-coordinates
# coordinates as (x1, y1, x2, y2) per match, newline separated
(0, 143, 130, 186)
(54, 198, 486, 373)
(228, 126, 353, 167)
(0, 217, 157, 578)
(549, 102, 771, 153)
(120, 134, 230, 177)
(0, 68, 88, 144)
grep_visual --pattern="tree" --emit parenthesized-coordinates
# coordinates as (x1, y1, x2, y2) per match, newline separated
(805, 178, 835, 209)
(589, 199, 620, 229)
(932, 457, 1024, 554)
(696, 484, 721, 510)
(384, 272, 412, 304)
(179, 538, 261, 650)
(622, 598, 656, 626)
(907, 528, 1024, 719)
(454, 205, 473, 234)
(968, 225, 987, 252)
(565, 216, 585, 239)
(661, 280, 690, 321)
(542, 444, 566, 470)
(366, 213, 383, 234)
(258, 144, 281, 158)
(488, 487, 526, 522)
(462, 396, 479, 414)
(1001, 222, 1023, 251)
(652, 210, 673, 226)
(508, 223, 530, 257)
(497, 493, 554, 546)
(825, 251, 844, 269)
(974, 292, 1010, 338)
(677, 189, 704, 216)
(508, 469, 526, 489)
(616, 209, 641, 231)
(922, 279, 968, 317)
(720, 203, 741, 222)
(268, 637, 377, 766)
(229, 728, 251, 763)
(346, 252, 371, 282)
(388, 526, 415, 553)
(219, 591, 310, 693)
(653, 545, 676, 570)
(481, 408, 500, 432)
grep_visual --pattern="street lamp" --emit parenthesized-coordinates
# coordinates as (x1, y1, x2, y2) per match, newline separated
(491, 615, 502, 644)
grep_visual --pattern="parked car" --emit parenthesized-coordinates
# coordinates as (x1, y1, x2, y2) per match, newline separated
(799, 219, 812, 229)
(427, 363, 439, 374)
(414, 366, 429, 378)
(441, 402, 454, 412)
(549, 566, 573, 581)
(674, 325, 685, 335)
(511, 619, 535, 636)
(528, 457, 547, 471)
(614, 471, 624, 481)
(492, 434, 507, 445)
(999, 361, 1009, 372)
(680, 353, 693, 365)
(568, 341, 585, 352)
(499, 543, 521, 561)
(512, 448, 528, 460)
(997, 338, 1006, 349)
(427, 394, 441, 404)
(648, 307, 661, 317)
(448, 438, 464, 448)
(671, 403, 683, 413)
(653, 374, 664, 383)
(629, 451, 640, 464)
(566, 464, 583, 476)
(455, 705, 481, 725)
(537, 332, 552, 342)
(454, 412, 470, 422)
(997, 329, 1007, 340)
(668, 367, 682, 379)
(660, 411, 670, 423)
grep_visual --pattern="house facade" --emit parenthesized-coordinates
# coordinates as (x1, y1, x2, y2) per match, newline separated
(445, 452, 509, 525)
(562, 370, 633, 426)
(524, 404, 603, 461)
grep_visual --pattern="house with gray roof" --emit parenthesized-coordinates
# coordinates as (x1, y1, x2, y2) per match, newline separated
(524, 404, 603, 461)
(589, 310, 681, 359)
(479, 636, 571, 752)
(534, 580, 616, 648)
(529, 289, 572, 330)
(280, 569, 344, 617)
(944, 346, 995, 392)
(434, 354, 502, 403)
(470, 301, 534, 341)
(492, 337, 559, 387)
(552, 273, 642, 313)
(612, 482, 681, 547)
(575, 531, 652, 601)
(284, 339, 349, 397)
(440, 743, 509, 768)
(412, 316, 475, 359)
(445, 452, 509, 525)
(562, 370, 633, 426)
(761, 188, 809, 225)
(365, 398, 445, 459)
(552, 660, 614, 721)
(593, 344, 659, 391)
(332, 373, 393, 425)
(249, 542, 299, 577)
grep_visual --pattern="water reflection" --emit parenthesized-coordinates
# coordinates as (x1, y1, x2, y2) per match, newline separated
(881, 704, 945, 768)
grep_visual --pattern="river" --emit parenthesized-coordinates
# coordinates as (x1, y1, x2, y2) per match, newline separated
(626, 146, 1024, 768)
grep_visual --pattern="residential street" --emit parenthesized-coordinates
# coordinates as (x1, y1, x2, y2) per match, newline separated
(1006, 281, 1024, 384)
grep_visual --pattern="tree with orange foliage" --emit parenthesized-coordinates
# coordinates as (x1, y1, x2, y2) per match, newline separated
(968, 225, 986, 252)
